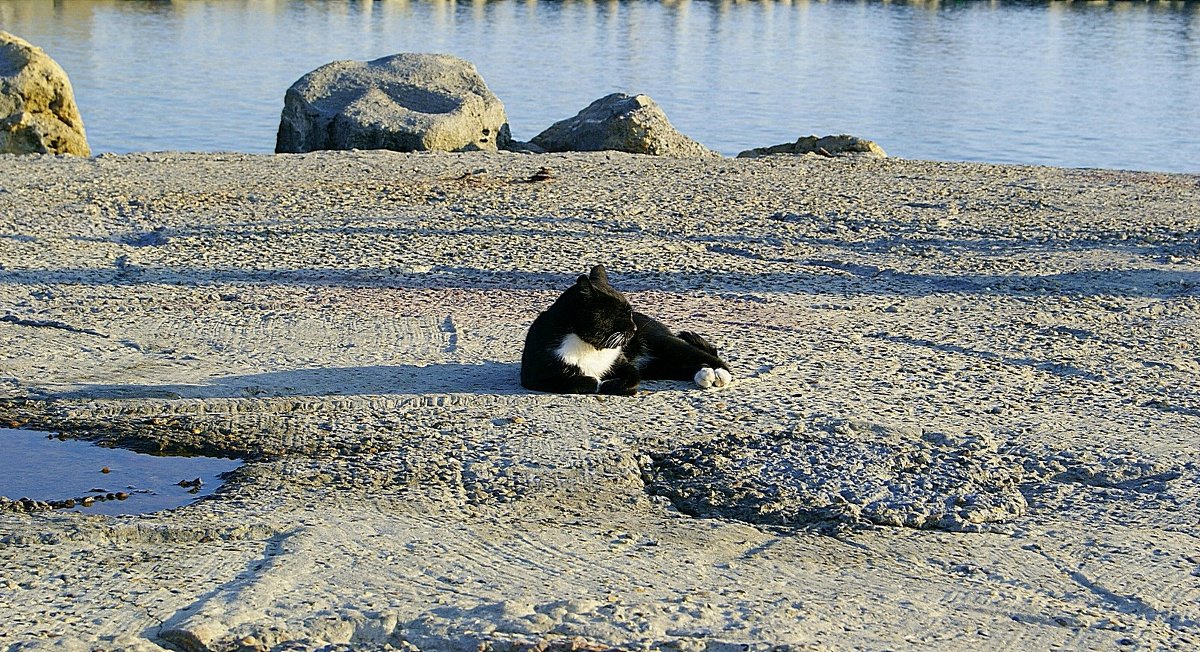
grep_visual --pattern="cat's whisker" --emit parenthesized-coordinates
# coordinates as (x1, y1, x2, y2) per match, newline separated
(603, 332, 626, 349)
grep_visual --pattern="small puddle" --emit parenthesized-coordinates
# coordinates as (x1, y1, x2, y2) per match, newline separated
(0, 428, 243, 515)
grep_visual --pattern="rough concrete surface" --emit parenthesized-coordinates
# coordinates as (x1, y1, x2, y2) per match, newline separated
(0, 150, 1198, 651)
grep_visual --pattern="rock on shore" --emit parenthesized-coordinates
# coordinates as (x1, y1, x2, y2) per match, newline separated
(0, 31, 90, 156)
(0, 151, 1198, 651)
(738, 134, 886, 158)
(531, 93, 718, 158)
(276, 53, 511, 154)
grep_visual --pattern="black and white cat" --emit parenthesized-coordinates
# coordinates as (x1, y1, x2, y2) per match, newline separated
(520, 265, 733, 395)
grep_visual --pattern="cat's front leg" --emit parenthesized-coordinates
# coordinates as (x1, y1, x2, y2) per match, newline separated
(598, 359, 641, 396)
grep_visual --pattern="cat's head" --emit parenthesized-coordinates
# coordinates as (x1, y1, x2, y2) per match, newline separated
(567, 265, 637, 350)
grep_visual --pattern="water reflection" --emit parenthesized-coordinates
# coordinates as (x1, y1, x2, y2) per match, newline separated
(0, 428, 242, 516)
(1, 0, 1196, 171)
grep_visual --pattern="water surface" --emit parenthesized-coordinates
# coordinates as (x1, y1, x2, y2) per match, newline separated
(0, 428, 242, 516)
(1, 0, 1198, 172)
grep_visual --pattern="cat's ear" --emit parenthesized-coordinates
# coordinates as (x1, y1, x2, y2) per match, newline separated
(588, 264, 609, 286)
(575, 274, 593, 293)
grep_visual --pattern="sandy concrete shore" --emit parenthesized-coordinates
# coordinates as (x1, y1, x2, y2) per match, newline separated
(0, 150, 1198, 651)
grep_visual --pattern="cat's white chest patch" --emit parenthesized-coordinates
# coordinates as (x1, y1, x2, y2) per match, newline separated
(556, 334, 621, 379)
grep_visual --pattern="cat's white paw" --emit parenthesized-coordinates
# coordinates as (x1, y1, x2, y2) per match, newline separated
(694, 367, 733, 389)
(713, 368, 732, 387)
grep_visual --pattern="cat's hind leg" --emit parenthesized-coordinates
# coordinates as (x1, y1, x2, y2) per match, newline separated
(677, 331, 721, 358)
(637, 330, 733, 389)
(677, 331, 731, 387)
(693, 366, 733, 389)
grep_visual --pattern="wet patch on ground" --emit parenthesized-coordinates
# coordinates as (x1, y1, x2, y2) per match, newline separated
(0, 428, 243, 515)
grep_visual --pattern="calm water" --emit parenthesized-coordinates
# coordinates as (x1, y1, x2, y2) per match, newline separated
(0, 428, 241, 516)
(2, 0, 1198, 172)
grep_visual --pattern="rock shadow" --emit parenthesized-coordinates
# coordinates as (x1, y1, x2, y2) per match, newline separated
(48, 362, 524, 401)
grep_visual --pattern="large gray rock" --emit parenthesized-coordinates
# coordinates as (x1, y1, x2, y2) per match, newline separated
(276, 53, 511, 154)
(531, 93, 718, 158)
(737, 134, 886, 159)
(0, 31, 90, 156)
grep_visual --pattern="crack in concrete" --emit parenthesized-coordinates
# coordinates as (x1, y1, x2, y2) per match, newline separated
(0, 314, 110, 338)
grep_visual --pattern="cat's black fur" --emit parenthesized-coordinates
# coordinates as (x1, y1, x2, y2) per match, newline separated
(520, 265, 731, 395)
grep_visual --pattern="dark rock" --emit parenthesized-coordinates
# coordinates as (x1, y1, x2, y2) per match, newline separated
(737, 134, 886, 159)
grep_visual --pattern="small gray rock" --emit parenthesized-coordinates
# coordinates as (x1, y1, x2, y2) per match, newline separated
(0, 31, 90, 156)
(276, 52, 511, 154)
(531, 93, 718, 158)
(738, 134, 886, 159)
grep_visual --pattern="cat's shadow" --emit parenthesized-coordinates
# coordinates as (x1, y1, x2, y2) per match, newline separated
(48, 362, 525, 400)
